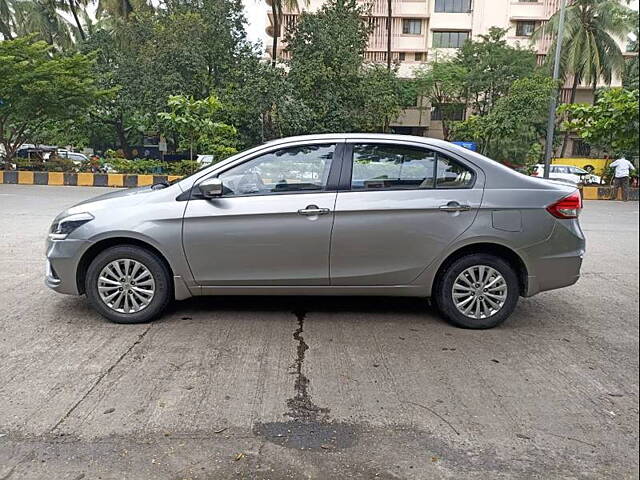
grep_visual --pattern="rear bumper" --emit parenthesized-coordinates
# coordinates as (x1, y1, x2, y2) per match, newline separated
(520, 219, 585, 297)
(45, 238, 92, 295)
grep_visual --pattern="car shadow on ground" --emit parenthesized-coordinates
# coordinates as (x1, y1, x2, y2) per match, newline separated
(172, 294, 433, 316)
(50, 289, 568, 331)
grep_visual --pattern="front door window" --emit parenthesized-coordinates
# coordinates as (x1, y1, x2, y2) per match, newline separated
(218, 144, 336, 196)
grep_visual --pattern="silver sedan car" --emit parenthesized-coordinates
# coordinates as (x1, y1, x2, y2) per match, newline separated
(45, 134, 585, 328)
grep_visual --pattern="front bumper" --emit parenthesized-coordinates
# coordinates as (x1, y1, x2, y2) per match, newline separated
(45, 238, 92, 295)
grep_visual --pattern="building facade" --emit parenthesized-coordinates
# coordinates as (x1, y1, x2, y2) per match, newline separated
(266, 0, 628, 156)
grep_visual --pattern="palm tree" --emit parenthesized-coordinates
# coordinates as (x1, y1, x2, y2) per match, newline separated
(0, 0, 14, 39)
(533, 0, 635, 155)
(12, 0, 75, 50)
(269, 0, 306, 67)
(96, 0, 152, 21)
(65, 0, 87, 40)
(386, 0, 391, 70)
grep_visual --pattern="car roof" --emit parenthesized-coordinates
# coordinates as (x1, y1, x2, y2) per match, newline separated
(266, 133, 456, 149)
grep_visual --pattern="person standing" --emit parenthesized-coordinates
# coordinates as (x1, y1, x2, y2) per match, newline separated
(609, 156, 636, 201)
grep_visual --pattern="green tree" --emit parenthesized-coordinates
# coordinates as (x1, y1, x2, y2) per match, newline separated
(222, 57, 289, 144)
(452, 76, 556, 165)
(623, 11, 639, 91)
(285, 0, 370, 132)
(533, 0, 635, 156)
(455, 27, 538, 116)
(284, 0, 406, 134)
(0, 36, 104, 165)
(79, 0, 255, 156)
(359, 64, 404, 132)
(413, 60, 467, 140)
(157, 95, 238, 161)
(558, 88, 639, 157)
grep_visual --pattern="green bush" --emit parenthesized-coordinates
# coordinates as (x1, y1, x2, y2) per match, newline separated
(103, 158, 167, 174)
(43, 157, 76, 172)
(167, 160, 199, 176)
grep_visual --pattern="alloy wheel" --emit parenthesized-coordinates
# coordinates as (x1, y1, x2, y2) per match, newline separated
(452, 265, 508, 319)
(97, 259, 156, 314)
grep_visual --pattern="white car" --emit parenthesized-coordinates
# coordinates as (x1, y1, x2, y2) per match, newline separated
(44, 150, 90, 165)
(532, 164, 601, 185)
(196, 154, 214, 166)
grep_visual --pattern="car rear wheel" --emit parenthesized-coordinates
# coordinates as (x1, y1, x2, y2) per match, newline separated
(434, 254, 519, 329)
(85, 245, 172, 324)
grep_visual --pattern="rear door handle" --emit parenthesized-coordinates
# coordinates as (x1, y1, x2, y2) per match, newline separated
(439, 201, 471, 212)
(298, 205, 331, 216)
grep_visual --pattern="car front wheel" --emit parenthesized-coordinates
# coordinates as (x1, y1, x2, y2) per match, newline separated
(435, 254, 520, 329)
(85, 245, 172, 324)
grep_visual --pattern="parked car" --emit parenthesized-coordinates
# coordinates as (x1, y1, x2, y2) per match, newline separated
(45, 150, 90, 165)
(196, 154, 215, 167)
(531, 164, 602, 185)
(45, 134, 585, 329)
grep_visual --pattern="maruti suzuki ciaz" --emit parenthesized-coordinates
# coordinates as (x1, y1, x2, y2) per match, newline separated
(45, 134, 585, 329)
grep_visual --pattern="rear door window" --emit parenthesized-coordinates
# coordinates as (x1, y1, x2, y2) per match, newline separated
(350, 143, 473, 190)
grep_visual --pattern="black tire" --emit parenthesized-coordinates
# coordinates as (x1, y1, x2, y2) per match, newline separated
(434, 254, 519, 329)
(85, 245, 172, 324)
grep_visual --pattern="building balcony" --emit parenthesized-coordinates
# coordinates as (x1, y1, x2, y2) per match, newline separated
(509, 1, 547, 20)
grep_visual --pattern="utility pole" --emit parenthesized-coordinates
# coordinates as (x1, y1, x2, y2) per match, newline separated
(387, 0, 392, 70)
(543, 0, 567, 179)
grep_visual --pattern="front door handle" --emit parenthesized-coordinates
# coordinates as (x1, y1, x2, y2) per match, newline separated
(298, 205, 331, 216)
(439, 201, 471, 212)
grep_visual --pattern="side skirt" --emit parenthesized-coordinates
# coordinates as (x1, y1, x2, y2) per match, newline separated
(195, 285, 426, 297)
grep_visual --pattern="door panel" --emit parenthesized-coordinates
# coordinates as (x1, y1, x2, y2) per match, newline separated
(183, 193, 337, 286)
(182, 142, 342, 286)
(330, 142, 484, 286)
(330, 190, 482, 285)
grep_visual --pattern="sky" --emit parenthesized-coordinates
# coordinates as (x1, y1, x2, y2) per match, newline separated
(245, 2, 269, 46)
(243, 0, 640, 49)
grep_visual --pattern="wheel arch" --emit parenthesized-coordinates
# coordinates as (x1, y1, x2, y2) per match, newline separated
(432, 242, 529, 297)
(76, 237, 174, 295)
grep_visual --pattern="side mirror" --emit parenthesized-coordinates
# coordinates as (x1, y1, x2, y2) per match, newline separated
(198, 178, 223, 198)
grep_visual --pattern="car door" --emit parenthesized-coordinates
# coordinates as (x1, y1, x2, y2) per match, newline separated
(182, 142, 343, 286)
(330, 141, 484, 286)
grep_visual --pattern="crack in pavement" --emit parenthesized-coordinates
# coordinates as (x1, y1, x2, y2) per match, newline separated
(253, 308, 356, 450)
(285, 309, 329, 422)
(49, 324, 152, 433)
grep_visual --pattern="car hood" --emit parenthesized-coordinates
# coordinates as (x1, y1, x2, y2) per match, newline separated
(52, 183, 183, 224)
(71, 186, 154, 208)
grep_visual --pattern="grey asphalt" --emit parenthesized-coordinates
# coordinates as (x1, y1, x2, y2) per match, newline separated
(0, 184, 638, 480)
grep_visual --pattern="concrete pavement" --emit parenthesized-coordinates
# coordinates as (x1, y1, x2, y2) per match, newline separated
(0, 184, 638, 479)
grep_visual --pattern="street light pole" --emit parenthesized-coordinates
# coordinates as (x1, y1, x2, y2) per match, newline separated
(543, 0, 567, 179)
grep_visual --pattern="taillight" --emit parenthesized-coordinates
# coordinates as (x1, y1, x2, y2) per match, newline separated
(546, 190, 582, 219)
(531, 171, 539, 177)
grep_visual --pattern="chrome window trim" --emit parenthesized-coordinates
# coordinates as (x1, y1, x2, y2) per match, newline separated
(341, 138, 480, 192)
(188, 139, 347, 199)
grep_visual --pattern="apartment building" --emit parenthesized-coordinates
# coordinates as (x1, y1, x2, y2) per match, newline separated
(266, 0, 628, 156)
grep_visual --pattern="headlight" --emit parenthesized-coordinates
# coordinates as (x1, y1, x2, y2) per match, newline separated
(49, 213, 94, 240)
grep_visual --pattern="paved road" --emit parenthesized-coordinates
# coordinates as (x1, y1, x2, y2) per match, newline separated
(0, 184, 638, 479)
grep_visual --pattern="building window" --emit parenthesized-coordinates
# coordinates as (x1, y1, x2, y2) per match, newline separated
(435, 0, 471, 13)
(431, 104, 466, 121)
(515, 20, 536, 37)
(432, 31, 470, 48)
(398, 52, 406, 61)
(414, 52, 424, 61)
(402, 19, 422, 35)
